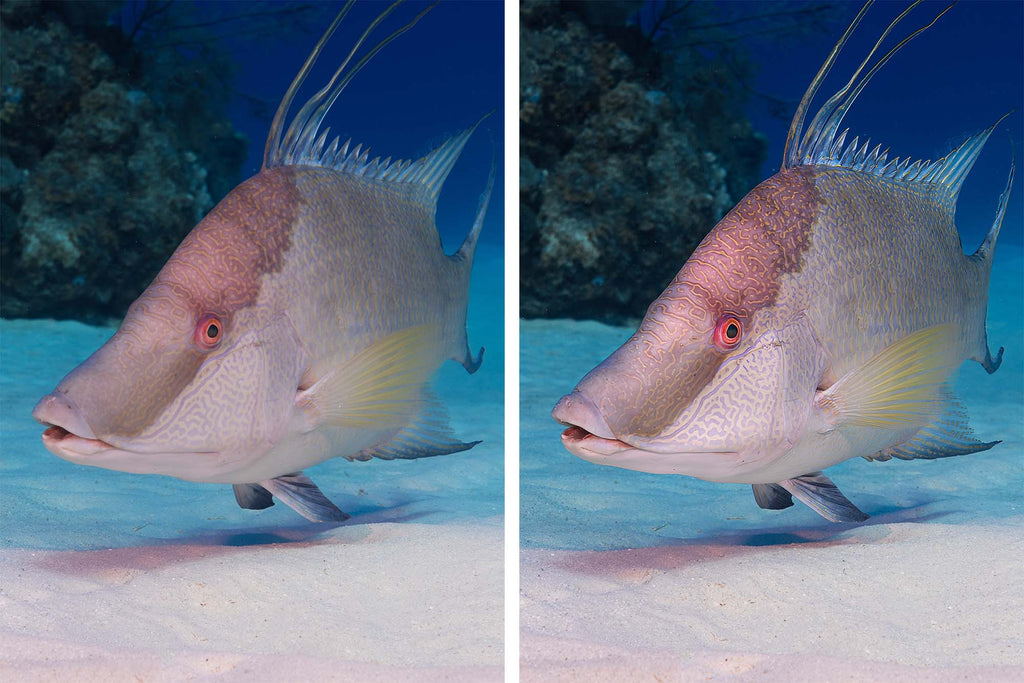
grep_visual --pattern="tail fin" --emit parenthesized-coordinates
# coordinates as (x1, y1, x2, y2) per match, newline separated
(449, 144, 495, 376)
(972, 151, 1013, 374)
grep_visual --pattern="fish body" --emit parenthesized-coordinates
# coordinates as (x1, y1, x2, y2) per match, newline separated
(552, 3, 1011, 523)
(32, 2, 490, 522)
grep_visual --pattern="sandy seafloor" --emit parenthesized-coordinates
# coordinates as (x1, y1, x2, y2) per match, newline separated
(0, 245, 504, 681)
(520, 244, 1024, 681)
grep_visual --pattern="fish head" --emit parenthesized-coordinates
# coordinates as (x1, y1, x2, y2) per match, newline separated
(32, 168, 308, 481)
(552, 168, 829, 482)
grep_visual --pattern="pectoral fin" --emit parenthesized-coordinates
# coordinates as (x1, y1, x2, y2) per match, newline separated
(779, 473, 869, 523)
(259, 473, 350, 523)
(816, 324, 961, 428)
(296, 325, 442, 430)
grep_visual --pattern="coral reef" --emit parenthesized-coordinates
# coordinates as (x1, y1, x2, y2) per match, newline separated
(0, 1, 246, 321)
(520, 0, 766, 323)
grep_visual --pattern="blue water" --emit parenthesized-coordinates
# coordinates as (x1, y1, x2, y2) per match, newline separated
(0, 0, 504, 552)
(521, 0, 1024, 552)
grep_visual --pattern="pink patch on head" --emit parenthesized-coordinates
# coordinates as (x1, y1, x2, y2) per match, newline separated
(156, 166, 303, 326)
(669, 166, 819, 323)
(615, 167, 820, 437)
(79, 167, 305, 439)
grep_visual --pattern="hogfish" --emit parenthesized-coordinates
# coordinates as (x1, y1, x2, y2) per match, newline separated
(32, 0, 491, 522)
(552, 1, 1013, 523)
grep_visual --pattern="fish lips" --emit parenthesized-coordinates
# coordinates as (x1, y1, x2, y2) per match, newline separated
(559, 424, 632, 457)
(552, 391, 635, 460)
(37, 422, 222, 477)
(40, 424, 114, 458)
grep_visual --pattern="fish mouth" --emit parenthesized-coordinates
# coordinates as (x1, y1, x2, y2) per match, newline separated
(560, 425, 633, 455)
(40, 424, 116, 457)
(33, 392, 116, 458)
(559, 423, 742, 477)
(553, 391, 638, 457)
(37, 420, 222, 480)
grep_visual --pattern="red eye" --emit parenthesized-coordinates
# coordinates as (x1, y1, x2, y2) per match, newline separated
(195, 315, 223, 349)
(712, 315, 743, 351)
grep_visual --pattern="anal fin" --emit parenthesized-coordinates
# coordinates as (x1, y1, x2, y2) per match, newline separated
(259, 472, 350, 523)
(865, 389, 1000, 461)
(352, 390, 480, 461)
(779, 472, 869, 523)
(752, 483, 795, 510)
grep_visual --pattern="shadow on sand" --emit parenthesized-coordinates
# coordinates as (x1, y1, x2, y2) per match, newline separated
(24, 498, 436, 575)
(544, 504, 950, 577)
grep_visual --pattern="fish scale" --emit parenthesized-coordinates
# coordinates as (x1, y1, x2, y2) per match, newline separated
(798, 167, 992, 377)
(282, 168, 470, 358)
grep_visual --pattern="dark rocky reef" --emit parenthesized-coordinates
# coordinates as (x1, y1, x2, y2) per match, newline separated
(0, 0, 247, 322)
(520, 0, 767, 323)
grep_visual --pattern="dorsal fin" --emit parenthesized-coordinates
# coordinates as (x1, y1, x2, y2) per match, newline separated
(811, 117, 1009, 206)
(262, 0, 473, 207)
(781, 1, 1008, 201)
(454, 138, 496, 265)
(785, 1, 955, 169)
(288, 123, 480, 209)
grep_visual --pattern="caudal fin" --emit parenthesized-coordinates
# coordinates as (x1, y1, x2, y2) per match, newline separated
(449, 145, 495, 375)
(972, 152, 1013, 374)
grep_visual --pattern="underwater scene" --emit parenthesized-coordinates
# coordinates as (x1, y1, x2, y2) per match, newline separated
(521, 1, 1022, 679)
(1, 0, 503, 679)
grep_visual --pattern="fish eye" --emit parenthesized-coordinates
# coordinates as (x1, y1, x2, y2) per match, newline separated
(712, 315, 743, 351)
(195, 315, 223, 349)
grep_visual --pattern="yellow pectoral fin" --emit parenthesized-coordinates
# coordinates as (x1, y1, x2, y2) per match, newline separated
(299, 324, 443, 428)
(816, 324, 961, 428)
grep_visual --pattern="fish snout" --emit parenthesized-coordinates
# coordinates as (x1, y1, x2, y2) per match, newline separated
(32, 391, 97, 440)
(552, 391, 616, 440)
